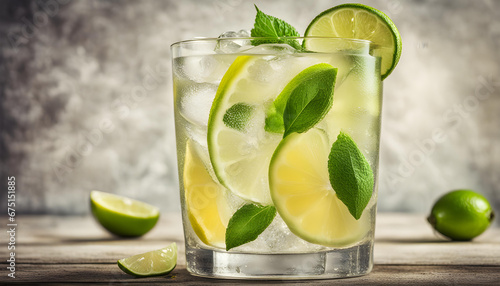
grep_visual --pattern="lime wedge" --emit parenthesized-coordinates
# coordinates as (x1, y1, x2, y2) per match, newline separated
(304, 3, 402, 79)
(183, 139, 232, 248)
(90, 190, 159, 237)
(269, 128, 371, 247)
(117, 243, 177, 277)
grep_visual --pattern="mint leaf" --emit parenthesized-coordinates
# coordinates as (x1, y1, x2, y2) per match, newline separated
(264, 106, 284, 133)
(223, 103, 255, 132)
(265, 64, 337, 135)
(225, 204, 276, 250)
(328, 132, 374, 220)
(251, 5, 301, 50)
(282, 64, 337, 137)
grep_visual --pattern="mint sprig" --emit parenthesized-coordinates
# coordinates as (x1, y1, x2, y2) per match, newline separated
(328, 132, 374, 220)
(225, 204, 276, 250)
(250, 5, 302, 50)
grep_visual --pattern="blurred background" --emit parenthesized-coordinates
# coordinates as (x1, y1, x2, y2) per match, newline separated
(0, 0, 499, 217)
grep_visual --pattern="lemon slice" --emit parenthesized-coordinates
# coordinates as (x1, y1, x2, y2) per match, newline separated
(183, 139, 231, 248)
(304, 3, 402, 79)
(269, 128, 371, 247)
(90, 191, 159, 237)
(118, 243, 177, 277)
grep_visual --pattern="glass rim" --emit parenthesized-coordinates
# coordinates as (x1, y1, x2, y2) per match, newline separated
(171, 36, 373, 47)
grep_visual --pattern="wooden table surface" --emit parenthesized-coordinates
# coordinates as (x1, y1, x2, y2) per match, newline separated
(1, 213, 499, 285)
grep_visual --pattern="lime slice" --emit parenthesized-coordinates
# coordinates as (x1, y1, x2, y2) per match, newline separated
(304, 3, 402, 79)
(184, 139, 231, 248)
(207, 56, 283, 205)
(117, 243, 177, 277)
(208, 55, 330, 205)
(90, 190, 159, 237)
(269, 128, 371, 247)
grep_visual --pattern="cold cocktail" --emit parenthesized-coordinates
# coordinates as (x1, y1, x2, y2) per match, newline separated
(171, 4, 401, 279)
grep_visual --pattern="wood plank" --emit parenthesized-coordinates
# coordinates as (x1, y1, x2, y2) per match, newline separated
(10, 238, 499, 266)
(375, 240, 500, 265)
(374, 212, 500, 266)
(1, 214, 187, 264)
(9, 242, 187, 265)
(2, 213, 498, 266)
(1, 264, 499, 285)
(3, 214, 184, 244)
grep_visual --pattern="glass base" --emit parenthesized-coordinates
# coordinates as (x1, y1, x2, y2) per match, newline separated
(185, 240, 373, 280)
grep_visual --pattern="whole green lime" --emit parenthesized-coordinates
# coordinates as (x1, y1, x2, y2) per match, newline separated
(427, 190, 495, 241)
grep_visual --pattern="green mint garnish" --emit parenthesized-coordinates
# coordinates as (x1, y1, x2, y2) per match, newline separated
(265, 64, 337, 136)
(223, 103, 255, 132)
(328, 132, 374, 220)
(282, 64, 337, 137)
(264, 105, 284, 133)
(250, 5, 302, 50)
(225, 204, 276, 250)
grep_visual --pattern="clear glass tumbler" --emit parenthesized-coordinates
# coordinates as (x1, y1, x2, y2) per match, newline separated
(171, 37, 382, 279)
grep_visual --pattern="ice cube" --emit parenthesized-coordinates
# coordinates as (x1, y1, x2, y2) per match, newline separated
(219, 31, 239, 38)
(228, 213, 327, 253)
(240, 43, 297, 55)
(215, 30, 252, 54)
(236, 29, 251, 37)
(174, 55, 234, 83)
(179, 82, 218, 127)
(223, 188, 246, 215)
(243, 48, 312, 85)
(185, 122, 208, 149)
(260, 214, 326, 252)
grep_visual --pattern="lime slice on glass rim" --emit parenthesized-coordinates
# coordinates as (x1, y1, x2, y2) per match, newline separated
(183, 139, 232, 248)
(117, 243, 177, 277)
(90, 190, 159, 237)
(269, 128, 372, 247)
(304, 3, 402, 79)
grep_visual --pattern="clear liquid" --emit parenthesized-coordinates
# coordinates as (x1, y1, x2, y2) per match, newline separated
(172, 48, 381, 279)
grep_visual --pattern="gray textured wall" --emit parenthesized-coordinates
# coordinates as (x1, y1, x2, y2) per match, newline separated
(0, 0, 499, 216)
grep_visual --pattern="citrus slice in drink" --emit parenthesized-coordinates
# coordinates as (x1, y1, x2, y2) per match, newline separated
(304, 3, 402, 79)
(183, 139, 231, 248)
(117, 243, 177, 277)
(269, 128, 371, 247)
(207, 56, 284, 205)
(208, 55, 332, 205)
(90, 190, 159, 237)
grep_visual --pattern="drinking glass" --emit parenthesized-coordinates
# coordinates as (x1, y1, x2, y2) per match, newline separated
(171, 37, 382, 279)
